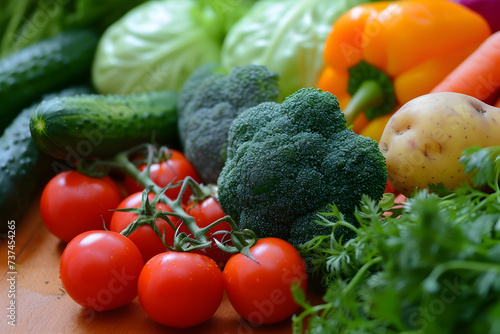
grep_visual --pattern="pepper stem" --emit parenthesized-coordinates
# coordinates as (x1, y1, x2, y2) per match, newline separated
(343, 80, 385, 126)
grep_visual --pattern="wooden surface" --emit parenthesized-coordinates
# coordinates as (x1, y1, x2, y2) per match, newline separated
(0, 196, 320, 334)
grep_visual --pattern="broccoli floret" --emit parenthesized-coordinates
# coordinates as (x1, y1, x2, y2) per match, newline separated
(217, 88, 387, 247)
(177, 63, 280, 184)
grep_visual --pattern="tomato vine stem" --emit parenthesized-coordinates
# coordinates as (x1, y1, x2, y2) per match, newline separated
(106, 144, 258, 258)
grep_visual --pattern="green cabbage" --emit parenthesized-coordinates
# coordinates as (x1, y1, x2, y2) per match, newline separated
(92, 0, 250, 94)
(221, 0, 377, 100)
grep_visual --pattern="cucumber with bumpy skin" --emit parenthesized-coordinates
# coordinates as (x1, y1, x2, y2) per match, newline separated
(0, 29, 99, 135)
(29, 90, 179, 161)
(0, 86, 92, 231)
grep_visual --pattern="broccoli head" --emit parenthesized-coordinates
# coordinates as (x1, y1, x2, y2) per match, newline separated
(177, 63, 280, 184)
(217, 88, 388, 247)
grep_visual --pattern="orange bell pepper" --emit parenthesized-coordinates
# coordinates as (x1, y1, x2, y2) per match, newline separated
(319, 0, 491, 137)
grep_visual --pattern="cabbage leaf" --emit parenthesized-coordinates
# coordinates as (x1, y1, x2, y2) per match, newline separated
(221, 0, 379, 100)
(92, 0, 252, 94)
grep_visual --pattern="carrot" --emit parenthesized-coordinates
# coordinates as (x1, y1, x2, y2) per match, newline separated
(431, 31, 500, 104)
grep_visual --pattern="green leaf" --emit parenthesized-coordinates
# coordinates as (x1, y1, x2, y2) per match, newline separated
(475, 271, 500, 298)
(463, 214, 497, 244)
(460, 146, 500, 187)
(366, 285, 407, 331)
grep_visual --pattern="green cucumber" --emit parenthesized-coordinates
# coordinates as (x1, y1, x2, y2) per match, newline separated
(0, 86, 92, 231)
(29, 90, 179, 162)
(0, 29, 99, 135)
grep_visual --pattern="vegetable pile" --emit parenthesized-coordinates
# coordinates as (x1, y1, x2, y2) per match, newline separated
(3, 0, 500, 332)
(318, 0, 491, 140)
(293, 146, 500, 333)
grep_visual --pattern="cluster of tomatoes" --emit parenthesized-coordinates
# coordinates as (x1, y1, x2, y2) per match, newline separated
(39, 148, 308, 328)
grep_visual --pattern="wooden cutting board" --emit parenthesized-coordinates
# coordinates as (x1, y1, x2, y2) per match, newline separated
(0, 196, 320, 334)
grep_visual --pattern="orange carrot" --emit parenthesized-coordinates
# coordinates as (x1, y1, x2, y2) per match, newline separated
(431, 31, 500, 104)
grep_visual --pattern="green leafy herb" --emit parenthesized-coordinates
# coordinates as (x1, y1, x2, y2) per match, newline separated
(293, 146, 500, 334)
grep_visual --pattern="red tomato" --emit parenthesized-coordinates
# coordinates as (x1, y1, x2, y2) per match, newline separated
(40, 170, 122, 243)
(110, 192, 183, 262)
(384, 180, 399, 195)
(222, 237, 307, 325)
(59, 230, 144, 311)
(184, 196, 233, 267)
(124, 149, 201, 203)
(138, 252, 224, 328)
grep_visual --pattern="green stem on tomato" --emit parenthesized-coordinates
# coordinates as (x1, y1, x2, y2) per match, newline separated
(112, 147, 256, 255)
(113, 150, 211, 245)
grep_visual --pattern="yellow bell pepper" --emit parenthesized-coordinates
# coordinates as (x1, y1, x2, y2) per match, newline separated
(318, 0, 491, 138)
(359, 111, 394, 142)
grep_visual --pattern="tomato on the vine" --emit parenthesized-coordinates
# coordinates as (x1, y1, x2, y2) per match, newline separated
(40, 170, 123, 243)
(109, 192, 183, 262)
(184, 196, 233, 267)
(138, 252, 224, 328)
(124, 149, 201, 203)
(222, 237, 308, 325)
(59, 230, 144, 311)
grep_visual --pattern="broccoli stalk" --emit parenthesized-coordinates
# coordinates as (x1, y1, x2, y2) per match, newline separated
(217, 88, 388, 248)
(177, 63, 280, 184)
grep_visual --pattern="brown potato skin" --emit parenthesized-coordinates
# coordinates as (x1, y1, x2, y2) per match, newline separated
(379, 92, 500, 197)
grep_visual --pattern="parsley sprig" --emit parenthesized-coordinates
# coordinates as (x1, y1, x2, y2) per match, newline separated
(293, 146, 500, 334)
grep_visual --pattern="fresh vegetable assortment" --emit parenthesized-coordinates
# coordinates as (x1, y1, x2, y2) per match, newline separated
(3, 0, 500, 332)
(0, 86, 92, 232)
(220, 0, 377, 100)
(40, 141, 308, 327)
(292, 146, 500, 333)
(318, 0, 491, 140)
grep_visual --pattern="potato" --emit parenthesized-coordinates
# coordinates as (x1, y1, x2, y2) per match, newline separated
(379, 92, 500, 197)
